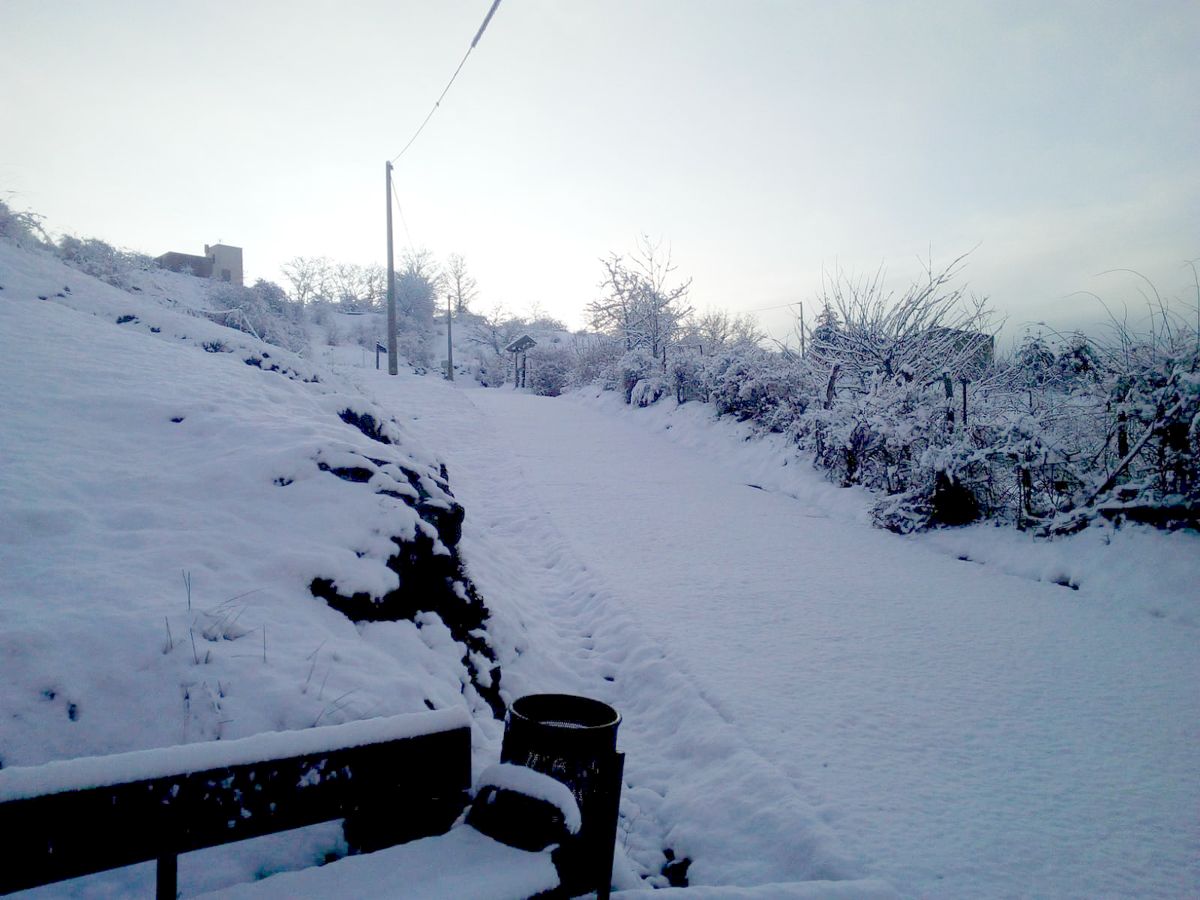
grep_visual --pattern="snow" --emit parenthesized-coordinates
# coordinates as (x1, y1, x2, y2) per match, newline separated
(3, 231, 1197, 898)
(368, 374, 1199, 899)
(475, 763, 582, 834)
(192, 826, 558, 900)
(0, 708, 468, 803)
(0, 242, 502, 895)
(613, 882, 899, 899)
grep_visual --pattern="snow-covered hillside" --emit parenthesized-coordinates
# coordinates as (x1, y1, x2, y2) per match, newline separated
(0, 241, 508, 894)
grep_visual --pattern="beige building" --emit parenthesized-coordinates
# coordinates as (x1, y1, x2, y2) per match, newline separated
(155, 243, 243, 286)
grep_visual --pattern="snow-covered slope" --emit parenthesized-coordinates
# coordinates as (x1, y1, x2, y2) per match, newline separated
(0, 241, 508, 893)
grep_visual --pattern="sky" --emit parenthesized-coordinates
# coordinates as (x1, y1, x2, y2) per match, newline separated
(2, 0, 1197, 347)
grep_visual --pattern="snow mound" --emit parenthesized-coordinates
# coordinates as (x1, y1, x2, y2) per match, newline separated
(475, 762, 582, 835)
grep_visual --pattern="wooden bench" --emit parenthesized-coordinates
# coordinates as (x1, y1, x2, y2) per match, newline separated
(0, 709, 471, 899)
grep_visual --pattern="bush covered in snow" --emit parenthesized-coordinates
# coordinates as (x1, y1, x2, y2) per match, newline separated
(0, 200, 52, 249)
(206, 279, 307, 352)
(567, 249, 1199, 535)
(526, 345, 573, 397)
(56, 235, 156, 291)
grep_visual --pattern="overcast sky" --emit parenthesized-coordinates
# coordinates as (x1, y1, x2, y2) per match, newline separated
(3, 0, 1197, 346)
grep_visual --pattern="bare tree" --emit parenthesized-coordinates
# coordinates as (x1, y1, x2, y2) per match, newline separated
(586, 236, 693, 366)
(468, 304, 522, 354)
(806, 255, 996, 386)
(280, 256, 331, 306)
(683, 308, 765, 355)
(526, 301, 568, 332)
(360, 264, 385, 311)
(445, 253, 479, 315)
(587, 254, 641, 350)
(329, 263, 366, 308)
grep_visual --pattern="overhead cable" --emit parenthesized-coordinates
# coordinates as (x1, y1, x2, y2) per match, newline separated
(390, 0, 503, 164)
(390, 181, 417, 256)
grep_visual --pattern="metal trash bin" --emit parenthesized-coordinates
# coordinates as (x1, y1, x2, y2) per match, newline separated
(501, 694, 624, 899)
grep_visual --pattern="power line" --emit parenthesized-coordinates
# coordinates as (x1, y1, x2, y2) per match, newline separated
(389, 180, 416, 256)
(744, 301, 802, 313)
(390, 0, 503, 164)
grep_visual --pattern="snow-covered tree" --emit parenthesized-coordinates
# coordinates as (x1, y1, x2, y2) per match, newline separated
(586, 236, 693, 366)
(280, 256, 331, 306)
(805, 258, 995, 386)
(445, 253, 479, 315)
(679, 308, 764, 356)
(396, 249, 440, 329)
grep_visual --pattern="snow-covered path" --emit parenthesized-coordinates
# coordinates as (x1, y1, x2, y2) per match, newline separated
(366, 374, 1198, 899)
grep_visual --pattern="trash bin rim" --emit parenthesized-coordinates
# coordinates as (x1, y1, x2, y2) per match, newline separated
(507, 693, 621, 734)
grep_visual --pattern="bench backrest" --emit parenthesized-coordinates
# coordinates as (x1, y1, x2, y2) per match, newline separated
(0, 711, 471, 897)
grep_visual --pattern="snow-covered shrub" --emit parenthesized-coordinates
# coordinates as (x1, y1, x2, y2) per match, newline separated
(57, 235, 154, 290)
(0, 200, 51, 249)
(707, 350, 808, 429)
(670, 351, 707, 403)
(396, 327, 432, 369)
(619, 348, 657, 404)
(468, 348, 508, 387)
(966, 313, 1200, 532)
(348, 316, 383, 351)
(707, 352, 763, 420)
(1013, 330, 1057, 389)
(861, 310, 1200, 533)
(527, 345, 573, 397)
(207, 280, 307, 352)
(571, 251, 1196, 534)
(1074, 320, 1200, 529)
(872, 447, 986, 533)
(1051, 331, 1104, 388)
(307, 298, 334, 327)
(570, 334, 623, 391)
(630, 376, 669, 407)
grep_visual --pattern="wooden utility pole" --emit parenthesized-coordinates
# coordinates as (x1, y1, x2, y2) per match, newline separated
(446, 294, 454, 380)
(385, 161, 398, 376)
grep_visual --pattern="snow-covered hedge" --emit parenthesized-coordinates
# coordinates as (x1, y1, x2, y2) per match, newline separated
(206, 280, 308, 352)
(571, 261, 1199, 534)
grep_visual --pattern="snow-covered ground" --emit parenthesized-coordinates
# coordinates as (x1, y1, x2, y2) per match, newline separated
(0, 243, 508, 896)
(353, 369, 1199, 899)
(3, 232, 1197, 898)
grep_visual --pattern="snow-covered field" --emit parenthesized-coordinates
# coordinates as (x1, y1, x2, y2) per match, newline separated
(2, 235, 1197, 898)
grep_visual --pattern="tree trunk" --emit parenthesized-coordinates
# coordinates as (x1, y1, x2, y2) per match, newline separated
(824, 364, 840, 410)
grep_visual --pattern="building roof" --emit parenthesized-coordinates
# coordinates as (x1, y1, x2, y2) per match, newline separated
(155, 251, 213, 278)
(505, 335, 537, 353)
